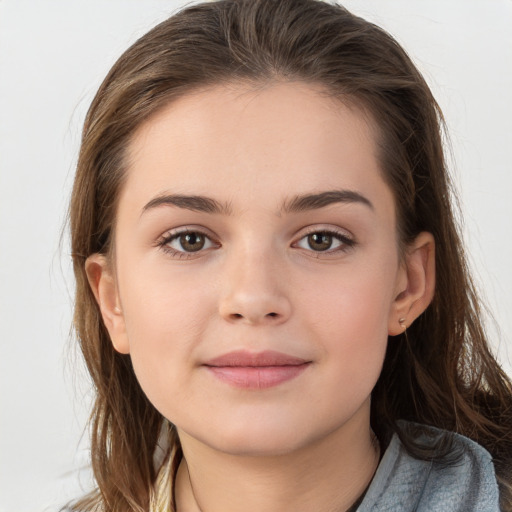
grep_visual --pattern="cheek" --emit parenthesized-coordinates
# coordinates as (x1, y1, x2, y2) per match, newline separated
(301, 258, 395, 335)
(120, 257, 216, 341)
(116, 264, 217, 410)
(298, 262, 395, 387)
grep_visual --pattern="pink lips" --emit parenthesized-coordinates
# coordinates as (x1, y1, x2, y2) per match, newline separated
(203, 350, 311, 389)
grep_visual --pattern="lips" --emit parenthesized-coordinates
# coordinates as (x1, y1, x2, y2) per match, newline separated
(203, 350, 311, 389)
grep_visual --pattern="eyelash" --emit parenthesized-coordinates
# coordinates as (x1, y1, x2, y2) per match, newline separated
(156, 227, 356, 259)
(156, 229, 219, 259)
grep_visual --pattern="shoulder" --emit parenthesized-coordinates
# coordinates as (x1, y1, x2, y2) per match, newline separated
(413, 423, 500, 511)
(359, 421, 500, 512)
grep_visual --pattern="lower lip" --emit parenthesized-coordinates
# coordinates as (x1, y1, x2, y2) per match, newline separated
(205, 363, 310, 389)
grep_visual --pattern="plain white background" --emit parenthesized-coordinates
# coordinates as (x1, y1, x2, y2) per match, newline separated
(0, 1, 511, 510)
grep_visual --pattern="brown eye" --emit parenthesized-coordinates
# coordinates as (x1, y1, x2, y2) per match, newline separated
(307, 232, 334, 251)
(160, 230, 216, 256)
(179, 232, 206, 252)
(295, 229, 355, 255)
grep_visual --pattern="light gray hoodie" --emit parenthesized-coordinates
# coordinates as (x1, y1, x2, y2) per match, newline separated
(357, 422, 500, 511)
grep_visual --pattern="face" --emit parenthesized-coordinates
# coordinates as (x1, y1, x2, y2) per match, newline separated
(88, 81, 432, 457)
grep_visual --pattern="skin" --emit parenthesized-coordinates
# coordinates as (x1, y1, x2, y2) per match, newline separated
(87, 81, 435, 512)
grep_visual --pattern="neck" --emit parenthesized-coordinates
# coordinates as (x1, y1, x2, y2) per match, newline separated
(174, 404, 380, 512)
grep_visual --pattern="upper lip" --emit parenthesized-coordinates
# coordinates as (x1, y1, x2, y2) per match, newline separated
(203, 350, 309, 367)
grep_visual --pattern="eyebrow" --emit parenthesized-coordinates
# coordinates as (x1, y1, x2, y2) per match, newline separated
(142, 189, 374, 216)
(282, 190, 374, 214)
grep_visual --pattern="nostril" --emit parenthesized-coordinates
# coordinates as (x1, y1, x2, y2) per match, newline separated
(229, 312, 278, 320)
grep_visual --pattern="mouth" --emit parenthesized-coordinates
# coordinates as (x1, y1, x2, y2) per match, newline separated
(203, 350, 312, 389)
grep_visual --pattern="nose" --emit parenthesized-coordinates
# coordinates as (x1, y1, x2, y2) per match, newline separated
(218, 249, 292, 326)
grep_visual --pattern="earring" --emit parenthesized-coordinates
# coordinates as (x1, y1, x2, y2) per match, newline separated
(399, 317, 407, 331)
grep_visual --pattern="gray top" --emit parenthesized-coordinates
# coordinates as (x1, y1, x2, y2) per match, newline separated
(357, 422, 500, 511)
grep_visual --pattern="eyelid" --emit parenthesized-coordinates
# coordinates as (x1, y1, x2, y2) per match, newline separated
(156, 226, 219, 258)
(297, 224, 354, 239)
(292, 225, 356, 256)
(156, 224, 356, 259)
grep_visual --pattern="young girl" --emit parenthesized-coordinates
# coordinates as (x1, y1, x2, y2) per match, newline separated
(68, 0, 512, 510)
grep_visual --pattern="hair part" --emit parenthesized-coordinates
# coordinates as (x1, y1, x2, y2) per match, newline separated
(68, 1, 512, 510)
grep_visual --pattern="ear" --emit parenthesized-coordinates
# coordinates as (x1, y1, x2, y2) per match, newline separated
(388, 232, 435, 336)
(85, 253, 130, 354)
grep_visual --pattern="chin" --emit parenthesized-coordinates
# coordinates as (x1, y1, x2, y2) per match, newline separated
(181, 412, 343, 458)
(209, 431, 310, 457)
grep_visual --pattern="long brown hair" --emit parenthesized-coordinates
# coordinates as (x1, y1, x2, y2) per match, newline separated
(68, 0, 512, 510)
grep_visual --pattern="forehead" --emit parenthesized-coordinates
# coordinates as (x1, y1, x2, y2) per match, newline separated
(122, 81, 392, 217)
